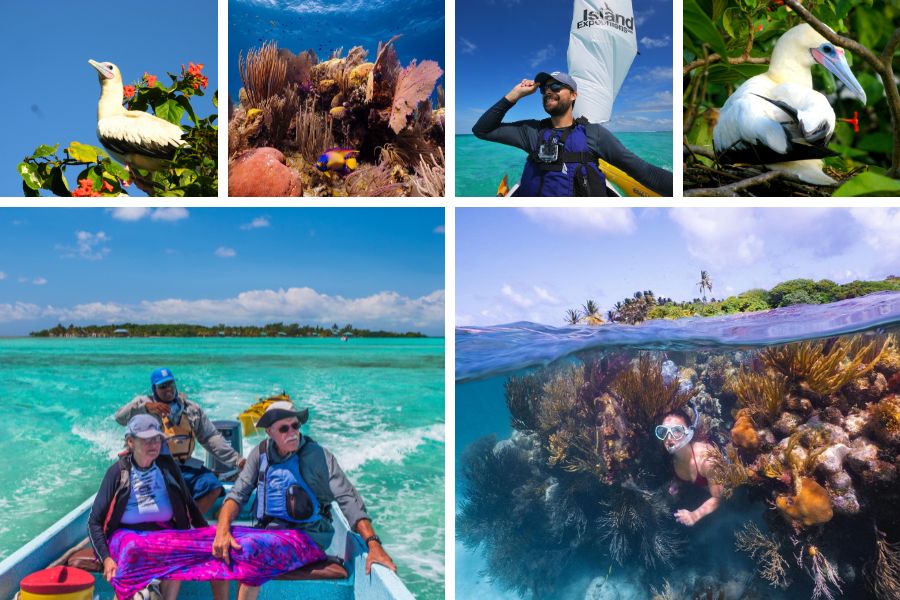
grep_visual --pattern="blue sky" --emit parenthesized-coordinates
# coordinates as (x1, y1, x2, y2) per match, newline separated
(457, 208, 900, 326)
(0, 1, 218, 198)
(0, 209, 445, 336)
(229, 0, 444, 101)
(456, 0, 673, 134)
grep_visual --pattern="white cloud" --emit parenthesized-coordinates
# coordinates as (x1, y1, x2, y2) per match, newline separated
(0, 272, 5, 280)
(109, 208, 150, 222)
(58, 231, 112, 261)
(459, 37, 477, 54)
(519, 208, 637, 235)
(631, 66, 673, 82)
(240, 216, 271, 230)
(433, 225, 445, 234)
(533, 286, 560, 304)
(669, 209, 766, 268)
(18, 277, 28, 284)
(498, 283, 563, 312)
(634, 8, 654, 25)
(640, 35, 671, 48)
(0, 287, 445, 334)
(850, 208, 900, 262)
(152, 208, 189, 222)
(528, 44, 556, 69)
(215, 247, 237, 258)
(33, 277, 47, 285)
(501, 284, 533, 308)
(109, 208, 189, 222)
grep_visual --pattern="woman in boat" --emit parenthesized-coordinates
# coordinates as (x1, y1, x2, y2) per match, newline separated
(656, 404, 723, 526)
(87, 414, 209, 600)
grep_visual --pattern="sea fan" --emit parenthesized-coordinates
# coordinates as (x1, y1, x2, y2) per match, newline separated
(389, 60, 443, 134)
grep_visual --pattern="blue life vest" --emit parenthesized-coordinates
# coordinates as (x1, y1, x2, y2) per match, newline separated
(516, 122, 606, 197)
(255, 440, 322, 524)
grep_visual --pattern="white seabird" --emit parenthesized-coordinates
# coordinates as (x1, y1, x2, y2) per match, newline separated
(712, 24, 867, 185)
(88, 59, 184, 173)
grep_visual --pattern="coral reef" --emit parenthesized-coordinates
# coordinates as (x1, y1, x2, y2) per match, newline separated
(706, 443, 748, 499)
(869, 526, 900, 599)
(230, 37, 444, 196)
(611, 354, 694, 429)
(776, 476, 833, 526)
(734, 523, 791, 589)
(228, 147, 302, 196)
(596, 487, 684, 568)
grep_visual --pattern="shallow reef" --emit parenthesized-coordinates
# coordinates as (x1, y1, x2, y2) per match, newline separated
(458, 331, 900, 599)
(228, 37, 444, 197)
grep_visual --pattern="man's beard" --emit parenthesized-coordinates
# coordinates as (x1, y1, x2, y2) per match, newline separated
(543, 96, 572, 117)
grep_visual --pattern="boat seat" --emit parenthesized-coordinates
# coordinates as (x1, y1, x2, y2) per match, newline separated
(65, 549, 348, 581)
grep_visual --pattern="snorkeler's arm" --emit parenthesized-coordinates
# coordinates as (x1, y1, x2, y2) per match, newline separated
(587, 125, 673, 196)
(471, 98, 542, 152)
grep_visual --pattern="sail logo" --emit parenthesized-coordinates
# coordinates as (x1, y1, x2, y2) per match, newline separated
(577, 3, 634, 34)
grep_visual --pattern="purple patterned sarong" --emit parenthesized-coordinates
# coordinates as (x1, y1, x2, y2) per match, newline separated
(108, 526, 326, 599)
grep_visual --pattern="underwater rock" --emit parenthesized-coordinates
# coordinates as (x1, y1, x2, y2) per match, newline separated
(816, 443, 850, 475)
(774, 411, 802, 437)
(228, 148, 302, 197)
(775, 476, 833, 526)
(349, 62, 374, 88)
(846, 437, 879, 474)
(829, 487, 860, 515)
(844, 409, 869, 438)
(848, 371, 889, 404)
(732, 410, 760, 450)
(828, 469, 853, 492)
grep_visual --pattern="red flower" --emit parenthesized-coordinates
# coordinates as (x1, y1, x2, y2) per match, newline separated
(102, 181, 114, 193)
(123, 85, 136, 100)
(72, 178, 102, 197)
(144, 73, 157, 87)
(839, 111, 860, 133)
(188, 62, 204, 77)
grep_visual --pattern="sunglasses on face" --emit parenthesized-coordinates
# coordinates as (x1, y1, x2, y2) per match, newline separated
(655, 424, 688, 441)
(156, 381, 175, 390)
(277, 422, 300, 434)
(541, 82, 570, 94)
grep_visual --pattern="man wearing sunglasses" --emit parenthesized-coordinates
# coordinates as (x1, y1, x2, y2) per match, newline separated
(213, 401, 396, 598)
(472, 70, 673, 197)
(115, 367, 246, 515)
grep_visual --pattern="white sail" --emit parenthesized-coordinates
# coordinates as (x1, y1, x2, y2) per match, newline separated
(568, 0, 638, 123)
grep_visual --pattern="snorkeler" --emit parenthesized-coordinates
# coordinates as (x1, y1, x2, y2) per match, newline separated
(656, 403, 723, 527)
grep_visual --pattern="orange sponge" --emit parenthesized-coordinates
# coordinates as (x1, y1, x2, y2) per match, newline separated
(731, 410, 759, 450)
(776, 477, 833, 526)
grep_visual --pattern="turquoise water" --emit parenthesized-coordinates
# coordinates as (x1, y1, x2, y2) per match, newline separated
(455, 131, 673, 197)
(0, 337, 444, 599)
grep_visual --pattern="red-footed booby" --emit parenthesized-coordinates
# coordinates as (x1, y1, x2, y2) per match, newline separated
(88, 59, 184, 174)
(712, 24, 866, 185)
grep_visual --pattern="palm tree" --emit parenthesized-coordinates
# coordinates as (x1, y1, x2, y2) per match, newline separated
(581, 300, 604, 325)
(697, 270, 713, 303)
(564, 308, 581, 325)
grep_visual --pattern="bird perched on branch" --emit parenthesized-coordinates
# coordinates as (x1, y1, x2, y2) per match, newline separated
(88, 59, 184, 181)
(713, 24, 867, 185)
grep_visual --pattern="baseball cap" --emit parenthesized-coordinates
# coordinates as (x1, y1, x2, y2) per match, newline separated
(534, 71, 578, 92)
(151, 367, 175, 387)
(126, 414, 163, 439)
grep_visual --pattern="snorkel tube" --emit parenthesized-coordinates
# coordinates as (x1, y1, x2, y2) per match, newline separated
(666, 400, 699, 454)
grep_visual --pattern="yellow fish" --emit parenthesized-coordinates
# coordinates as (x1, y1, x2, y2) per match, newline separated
(316, 148, 359, 174)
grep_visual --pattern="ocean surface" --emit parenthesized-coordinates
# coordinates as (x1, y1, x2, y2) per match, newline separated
(455, 131, 673, 197)
(228, 0, 445, 102)
(0, 337, 444, 600)
(456, 292, 900, 599)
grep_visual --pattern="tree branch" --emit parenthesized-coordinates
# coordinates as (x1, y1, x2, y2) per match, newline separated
(781, 0, 900, 177)
(684, 144, 717, 161)
(683, 26, 769, 76)
(685, 170, 785, 196)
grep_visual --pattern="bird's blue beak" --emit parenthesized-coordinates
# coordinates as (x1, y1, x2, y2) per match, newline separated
(811, 44, 867, 105)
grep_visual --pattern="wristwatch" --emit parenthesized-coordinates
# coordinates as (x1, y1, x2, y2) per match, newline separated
(364, 535, 382, 547)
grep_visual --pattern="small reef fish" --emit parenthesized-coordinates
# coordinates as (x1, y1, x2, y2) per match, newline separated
(316, 148, 359, 174)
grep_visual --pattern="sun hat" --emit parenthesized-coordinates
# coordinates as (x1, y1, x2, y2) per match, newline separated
(256, 400, 310, 429)
(126, 414, 164, 439)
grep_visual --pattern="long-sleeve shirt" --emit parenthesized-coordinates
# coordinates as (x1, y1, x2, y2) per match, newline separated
(226, 436, 370, 532)
(472, 97, 673, 197)
(115, 394, 242, 468)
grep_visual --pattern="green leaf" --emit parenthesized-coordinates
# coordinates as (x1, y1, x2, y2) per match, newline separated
(213, 90, 218, 109)
(154, 99, 185, 124)
(48, 166, 71, 197)
(684, 0, 729, 58)
(23, 179, 40, 197)
(722, 7, 741, 39)
(711, 0, 727, 22)
(31, 144, 58, 159)
(834, 172, 900, 196)
(856, 132, 893, 154)
(17, 162, 42, 190)
(67, 141, 108, 163)
(103, 159, 131, 182)
(175, 95, 198, 125)
(828, 143, 868, 158)
(857, 72, 883, 106)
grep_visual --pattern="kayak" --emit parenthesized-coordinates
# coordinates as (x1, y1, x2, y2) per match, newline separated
(238, 392, 292, 437)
